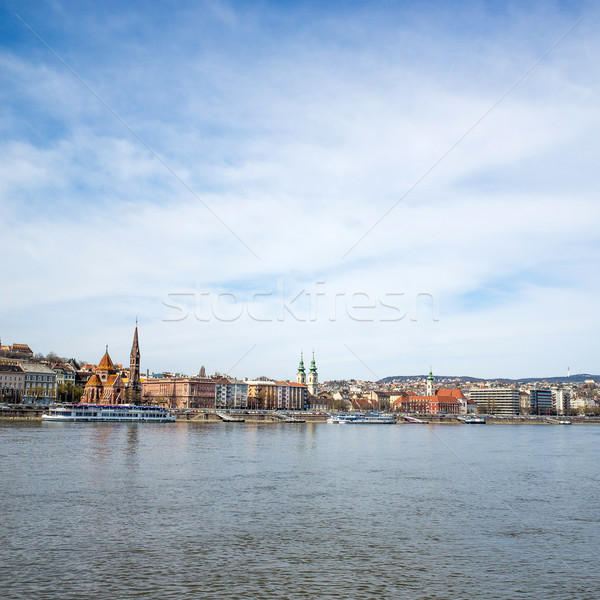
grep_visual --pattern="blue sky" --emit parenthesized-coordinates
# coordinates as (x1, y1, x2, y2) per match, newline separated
(1, 0, 598, 379)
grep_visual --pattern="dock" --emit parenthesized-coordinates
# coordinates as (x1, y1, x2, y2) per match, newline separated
(215, 412, 245, 422)
(403, 416, 427, 423)
(273, 412, 306, 423)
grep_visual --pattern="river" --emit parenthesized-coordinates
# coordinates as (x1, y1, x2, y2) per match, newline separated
(1, 421, 598, 599)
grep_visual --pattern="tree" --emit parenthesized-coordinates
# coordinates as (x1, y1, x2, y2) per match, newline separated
(57, 383, 83, 404)
(125, 387, 142, 405)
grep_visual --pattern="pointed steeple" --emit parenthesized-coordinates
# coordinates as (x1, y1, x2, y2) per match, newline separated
(307, 350, 318, 395)
(426, 366, 435, 396)
(97, 349, 115, 372)
(297, 351, 306, 385)
(129, 320, 141, 393)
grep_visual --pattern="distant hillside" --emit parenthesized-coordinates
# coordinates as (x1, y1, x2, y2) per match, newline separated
(377, 374, 600, 385)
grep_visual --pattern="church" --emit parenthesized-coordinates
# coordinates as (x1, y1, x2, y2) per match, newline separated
(297, 351, 318, 396)
(81, 323, 141, 404)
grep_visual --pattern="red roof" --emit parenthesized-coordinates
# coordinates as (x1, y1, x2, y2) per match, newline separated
(436, 388, 466, 400)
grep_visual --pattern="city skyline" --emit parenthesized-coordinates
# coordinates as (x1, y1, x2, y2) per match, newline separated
(1, 1, 599, 379)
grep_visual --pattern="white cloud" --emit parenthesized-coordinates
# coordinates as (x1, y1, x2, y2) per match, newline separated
(1, 2, 599, 378)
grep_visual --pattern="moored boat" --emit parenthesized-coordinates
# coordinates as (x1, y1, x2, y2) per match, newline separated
(42, 404, 176, 423)
(457, 416, 486, 424)
(327, 412, 397, 424)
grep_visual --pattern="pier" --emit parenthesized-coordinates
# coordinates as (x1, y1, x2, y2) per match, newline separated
(215, 412, 245, 422)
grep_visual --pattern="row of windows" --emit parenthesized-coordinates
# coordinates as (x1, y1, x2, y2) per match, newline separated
(2, 376, 23, 381)
(26, 375, 55, 382)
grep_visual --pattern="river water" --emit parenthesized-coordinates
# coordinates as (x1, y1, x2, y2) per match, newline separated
(1, 421, 599, 599)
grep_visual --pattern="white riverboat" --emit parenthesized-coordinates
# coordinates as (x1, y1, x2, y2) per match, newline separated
(327, 413, 397, 424)
(457, 416, 486, 424)
(42, 404, 176, 423)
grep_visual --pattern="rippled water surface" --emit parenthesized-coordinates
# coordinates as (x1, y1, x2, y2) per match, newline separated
(1, 421, 599, 599)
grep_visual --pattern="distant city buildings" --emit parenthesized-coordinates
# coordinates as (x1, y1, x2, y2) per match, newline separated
(0, 340, 33, 359)
(2, 332, 600, 415)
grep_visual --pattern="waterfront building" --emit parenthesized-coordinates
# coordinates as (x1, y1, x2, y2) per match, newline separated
(469, 387, 520, 415)
(552, 387, 571, 415)
(0, 364, 25, 402)
(388, 371, 461, 415)
(247, 380, 278, 410)
(21, 362, 57, 405)
(529, 389, 553, 415)
(214, 377, 248, 409)
(276, 381, 307, 410)
(142, 376, 216, 409)
(391, 394, 460, 415)
(436, 388, 468, 414)
(82, 349, 127, 404)
(529, 390, 554, 415)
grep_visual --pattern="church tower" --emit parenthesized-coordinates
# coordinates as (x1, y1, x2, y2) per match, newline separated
(307, 351, 318, 396)
(129, 320, 141, 394)
(296, 351, 306, 385)
(426, 367, 435, 396)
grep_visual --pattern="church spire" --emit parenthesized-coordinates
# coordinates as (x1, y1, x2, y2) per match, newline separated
(297, 351, 306, 385)
(427, 366, 435, 396)
(128, 321, 141, 394)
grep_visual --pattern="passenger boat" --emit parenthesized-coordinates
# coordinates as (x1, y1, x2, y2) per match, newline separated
(42, 404, 176, 423)
(327, 413, 397, 424)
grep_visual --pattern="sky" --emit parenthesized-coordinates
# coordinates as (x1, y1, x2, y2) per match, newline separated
(1, 0, 598, 380)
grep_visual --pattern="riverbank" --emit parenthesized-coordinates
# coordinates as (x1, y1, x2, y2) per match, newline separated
(2, 407, 599, 425)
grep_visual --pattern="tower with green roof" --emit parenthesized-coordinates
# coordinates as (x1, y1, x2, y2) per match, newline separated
(296, 351, 306, 385)
(427, 367, 435, 396)
(307, 351, 318, 396)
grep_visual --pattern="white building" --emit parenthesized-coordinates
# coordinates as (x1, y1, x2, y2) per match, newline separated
(552, 388, 571, 415)
(469, 388, 520, 415)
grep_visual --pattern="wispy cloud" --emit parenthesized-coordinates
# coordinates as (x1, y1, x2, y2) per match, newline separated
(1, 1, 598, 378)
